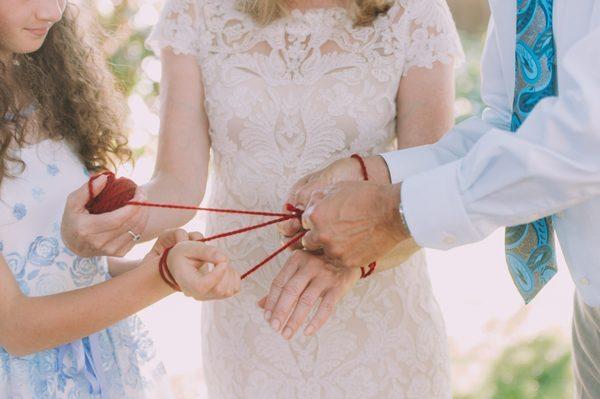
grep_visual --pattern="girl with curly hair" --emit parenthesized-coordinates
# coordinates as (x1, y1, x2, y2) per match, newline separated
(0, 0, 241, 397)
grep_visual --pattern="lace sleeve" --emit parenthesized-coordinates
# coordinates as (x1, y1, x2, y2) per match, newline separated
(146, 0, 202, 57)
(397, 0, 464, 76)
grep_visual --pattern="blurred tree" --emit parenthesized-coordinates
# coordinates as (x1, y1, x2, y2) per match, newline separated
(448, 0, 490, 34)
(455, 335, 573, 399)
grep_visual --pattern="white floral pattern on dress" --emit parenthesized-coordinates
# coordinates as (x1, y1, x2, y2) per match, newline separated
(148, 0, 463, 397)
(0, 140, 171, 398)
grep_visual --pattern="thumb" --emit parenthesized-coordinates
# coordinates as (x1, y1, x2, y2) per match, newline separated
(67, 174, 109, 212)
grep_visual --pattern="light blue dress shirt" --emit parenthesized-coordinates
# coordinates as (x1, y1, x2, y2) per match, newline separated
(382, 0, 600, 306)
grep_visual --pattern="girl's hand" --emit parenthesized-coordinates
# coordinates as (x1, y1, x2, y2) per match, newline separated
(258, 250, 361, 340)
(166, 234, 241, 301)
(61, 174, 149, 257)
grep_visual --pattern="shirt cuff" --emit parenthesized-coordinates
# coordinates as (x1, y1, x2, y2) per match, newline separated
(381, 146, 439, 184)
(401, 161, 482, 250)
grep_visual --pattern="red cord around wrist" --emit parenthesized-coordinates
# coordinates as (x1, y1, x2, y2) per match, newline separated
(159, 247, 181, 292)
(350, 154, 378, 279)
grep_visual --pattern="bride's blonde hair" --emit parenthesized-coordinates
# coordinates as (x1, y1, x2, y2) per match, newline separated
(238, 0, 393, 26)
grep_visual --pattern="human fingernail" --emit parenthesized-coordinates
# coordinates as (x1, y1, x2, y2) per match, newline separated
(265, 311, 271, 321)
(270, 318, 280, 331)
(304, 325, 315, 336)
(282, 327, 293, 340)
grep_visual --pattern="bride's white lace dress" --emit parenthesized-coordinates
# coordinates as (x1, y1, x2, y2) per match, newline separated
(149, 0, 463, 397)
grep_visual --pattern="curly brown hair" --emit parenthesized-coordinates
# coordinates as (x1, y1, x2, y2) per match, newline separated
(0, 4, 131, 188)
(238, 0, 393, 27)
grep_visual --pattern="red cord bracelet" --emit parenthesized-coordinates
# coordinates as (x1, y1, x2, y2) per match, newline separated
(350, 154, 378, 279)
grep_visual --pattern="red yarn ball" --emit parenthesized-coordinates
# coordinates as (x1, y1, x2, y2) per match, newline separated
(85, 172, 138, 214)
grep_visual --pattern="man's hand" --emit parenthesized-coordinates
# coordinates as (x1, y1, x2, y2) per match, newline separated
(258, 250, 361, 340)
(61, 174, 149, 257)
(301, 181, 409, 269)
(279, 155, 391, 237)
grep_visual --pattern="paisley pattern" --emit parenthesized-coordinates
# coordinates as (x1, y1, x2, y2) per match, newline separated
(148, 0, 463, 397)
(0, 140, 170, 398)
(505, 0, 558, 304)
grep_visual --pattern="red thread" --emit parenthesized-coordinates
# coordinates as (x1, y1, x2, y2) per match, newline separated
(351, 153, 369, 181)
(86, 171, 137, 215)
(159, 247, 181, 291)
(350, 154, 378, 279)
(126, 201, 293, 218)
(85, 171, 303, 285)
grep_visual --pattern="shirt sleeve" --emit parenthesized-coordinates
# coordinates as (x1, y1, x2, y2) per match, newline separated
(401, 24, 600, 250)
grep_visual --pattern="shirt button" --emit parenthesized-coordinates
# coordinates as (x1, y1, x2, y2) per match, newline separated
(443, 236, 456, 246)
(579, 277, 590, 286)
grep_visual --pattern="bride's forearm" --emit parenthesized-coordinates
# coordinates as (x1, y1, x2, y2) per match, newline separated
(372, 239, 421, 273)
(139, 169, 208, 240)
(108, 257, 141, 277)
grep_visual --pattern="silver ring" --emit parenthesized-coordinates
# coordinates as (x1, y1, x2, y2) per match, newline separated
(128, 230, 141, 242)
(301, 235, 323, 251)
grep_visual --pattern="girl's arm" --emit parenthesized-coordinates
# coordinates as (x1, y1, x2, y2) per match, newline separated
(61, 49, 212, 257)
(0, 251, 171, 356)
(0, 229, 238, 356)
(108, 257, 140, 277)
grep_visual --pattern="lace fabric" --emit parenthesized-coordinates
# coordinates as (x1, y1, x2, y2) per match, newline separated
(148, 0, 462, 397)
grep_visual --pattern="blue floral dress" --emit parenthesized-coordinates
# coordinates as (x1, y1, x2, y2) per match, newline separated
(0, 139, 171, 398)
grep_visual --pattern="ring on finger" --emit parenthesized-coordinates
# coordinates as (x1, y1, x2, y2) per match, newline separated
(127, 230, 141, 242)
(301, 213, 313, 231)
(301, 235, 323, 251)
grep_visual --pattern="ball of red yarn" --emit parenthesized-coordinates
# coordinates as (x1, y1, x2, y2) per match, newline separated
(85, 172, 138, 214)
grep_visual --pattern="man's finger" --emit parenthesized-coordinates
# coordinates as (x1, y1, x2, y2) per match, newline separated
(286, 175, 311, 207)
(301, 231, 323, 252)
(277, 218, 302, 237)
(188, 231, 205, 241)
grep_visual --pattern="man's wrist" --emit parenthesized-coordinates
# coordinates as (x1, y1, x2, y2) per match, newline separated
(387, 183, 411, 242)
(397, 183, 412, 239)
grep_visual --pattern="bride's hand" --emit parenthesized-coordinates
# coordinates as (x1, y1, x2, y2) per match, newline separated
(258, 250, 361, 340)
(278, 155, 391, 238)
(61, 174, 149, 257)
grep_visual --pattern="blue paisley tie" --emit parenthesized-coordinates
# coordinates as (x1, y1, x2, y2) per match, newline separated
(505, 0, 558, 304)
